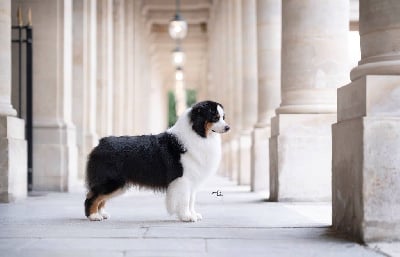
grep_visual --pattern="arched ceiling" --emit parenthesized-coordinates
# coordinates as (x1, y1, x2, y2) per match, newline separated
(141, 0, 212, 92)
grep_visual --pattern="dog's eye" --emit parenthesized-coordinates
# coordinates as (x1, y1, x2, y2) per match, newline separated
(213, 115, 220, 121)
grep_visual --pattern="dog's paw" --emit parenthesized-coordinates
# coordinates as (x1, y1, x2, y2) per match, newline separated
(194, 212, 202, 220)
(88, 213, 104, 221)
(178, 212, 198, 222)
(100, 210, 110, 219)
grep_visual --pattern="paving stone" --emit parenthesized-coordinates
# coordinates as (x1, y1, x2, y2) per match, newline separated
(145, 227, 337, 240)
(0, 176, 390, 256)
(25, 238, 205, 252)
(0, 250, 124, 257)
(0, 224, 146, 238)
(206, 239, 385, 256)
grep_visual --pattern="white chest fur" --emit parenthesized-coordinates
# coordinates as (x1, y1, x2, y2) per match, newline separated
(168, 110, 222, 186)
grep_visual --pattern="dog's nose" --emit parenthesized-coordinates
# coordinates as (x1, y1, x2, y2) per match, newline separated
(224, 125, 230, 132)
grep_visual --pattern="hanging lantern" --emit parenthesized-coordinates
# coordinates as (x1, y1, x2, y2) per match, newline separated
(169, 14, 188, 40)
(172, 46, 186, 67)
(175, 67, 184, 81)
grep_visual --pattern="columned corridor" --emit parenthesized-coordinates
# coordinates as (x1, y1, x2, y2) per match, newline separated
(1, 0, 400, 255)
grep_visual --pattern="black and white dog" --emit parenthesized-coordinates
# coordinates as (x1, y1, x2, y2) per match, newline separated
(84, 100, 230, 222)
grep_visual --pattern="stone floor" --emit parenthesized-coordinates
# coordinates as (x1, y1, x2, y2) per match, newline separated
(0, 176, 396, 257)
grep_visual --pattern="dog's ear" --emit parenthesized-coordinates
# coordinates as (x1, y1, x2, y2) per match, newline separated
(190, 107, 207, 138)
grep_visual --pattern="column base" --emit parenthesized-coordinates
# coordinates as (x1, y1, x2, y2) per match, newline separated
(333, 75, 400, 242)
(0, 116, 27, 202)
(0, 103, 17, 117)
(33, 123, 78, 192)
(269, 113, 335, 201)
(251, 126, 270, 192)
(239, 132, 252, 185)
(333, 117, 400, 242)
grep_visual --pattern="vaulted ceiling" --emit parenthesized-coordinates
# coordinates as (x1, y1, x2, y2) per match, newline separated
(141, 0, 212, 92)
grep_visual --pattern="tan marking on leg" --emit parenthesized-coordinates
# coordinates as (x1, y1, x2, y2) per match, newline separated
(89, 195, 106, 216)
(98, 200, 106, 210)
(89, 189, 124, 216)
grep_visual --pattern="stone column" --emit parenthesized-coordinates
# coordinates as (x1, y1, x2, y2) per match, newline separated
(333, 0, 400, 242)
(225, 0, 235, 179)
(133, 0, 144, 135)
(124, 0, 135, 134)
(239, 0, 258, 185)
(0, 0, 27, 202)
(72, 0, 85, 180)
(96, 0, 113, 138)
(72, 0, 98, 181)
(270, 0, 349, 201)
(83, 0, 98, 177)
(229, 0, 243, 183)
(112, 0, 125, 136)
(27, 0, 78, 191)
(250, 0, 281, 192)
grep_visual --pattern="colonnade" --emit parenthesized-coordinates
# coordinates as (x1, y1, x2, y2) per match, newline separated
(1, 0, 400, 243)
(207, 0, 400, 242)
(3, 0, 165, 192)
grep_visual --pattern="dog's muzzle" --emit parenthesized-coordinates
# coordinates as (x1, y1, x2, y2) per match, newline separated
(223, 125, 230, 132)
(212, 124, 230, 133)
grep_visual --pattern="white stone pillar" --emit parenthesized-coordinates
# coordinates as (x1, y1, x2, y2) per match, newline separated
(270, 0, 349, 201)
(29, 0, 78, 191)
(0, 0, 27, 202)
(250, 0, 281, 192)
(239, 0, 258, 185)
(72, 0, 98, 181)
(83, 0, 98, 177)
(96, 0, 113, 138)
(124, 0, 135, 134)
(72, 0, 85, 181)
(229, 0, 243, 183)
(133, 0, 144, 135)
(225, 0, 235, 180)
(333, 0, 400, 242)
(112, 0, 125, 136)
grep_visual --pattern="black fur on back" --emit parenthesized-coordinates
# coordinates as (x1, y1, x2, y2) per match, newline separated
(85, 132, 187, 196)
(190, 100, 223, 138)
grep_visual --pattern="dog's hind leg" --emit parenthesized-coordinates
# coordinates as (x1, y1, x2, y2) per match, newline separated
(85, 181, 125, 221)
(85, 192, 104, 221)
(84, 191, 97, 217)
(98, 200, 110, 219)
(97, 189, 125, 219)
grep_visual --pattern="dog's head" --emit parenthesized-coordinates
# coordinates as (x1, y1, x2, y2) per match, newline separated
(189, 101, 230, 138)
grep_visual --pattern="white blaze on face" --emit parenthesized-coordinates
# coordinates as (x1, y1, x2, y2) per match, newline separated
(211, 105, 229, 133)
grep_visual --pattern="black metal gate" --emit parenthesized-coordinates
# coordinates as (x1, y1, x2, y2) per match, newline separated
(12, 9, 33, 191)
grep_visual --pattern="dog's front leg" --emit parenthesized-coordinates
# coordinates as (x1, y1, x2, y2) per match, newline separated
(167, 177, 197, 222)
(190, 191, 202, 220)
